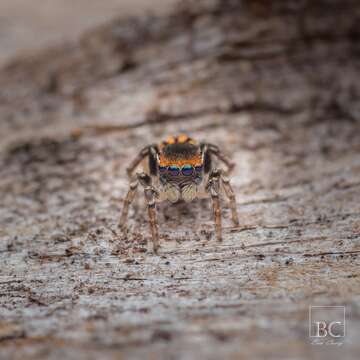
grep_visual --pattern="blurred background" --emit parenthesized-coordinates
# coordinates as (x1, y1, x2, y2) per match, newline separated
(0, 0, 177, 66)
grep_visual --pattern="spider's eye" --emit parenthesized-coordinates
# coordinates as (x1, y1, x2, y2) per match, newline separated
(168, 165, 180, 176)
(181, 164, 194, 176)
(195, 165, 203, 173)
(159, 166, 167, 174)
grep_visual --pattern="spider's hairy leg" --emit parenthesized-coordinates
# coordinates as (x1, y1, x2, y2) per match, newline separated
(206, 168, 223, 242)
(221, 173, 239, 226)
(119, 179, 138, 232)
(126, 145, 158, 178)
(206, 143, 235, 174)
(126, 146, 149, 178)
(137, 172, 160, 254)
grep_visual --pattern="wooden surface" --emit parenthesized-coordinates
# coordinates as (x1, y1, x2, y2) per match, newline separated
(0, 1, 360, 359)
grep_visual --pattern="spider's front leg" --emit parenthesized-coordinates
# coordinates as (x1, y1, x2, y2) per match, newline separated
(206, 169, 240, 241)
(220, 173, 239, 227)
(203, 143, 236, 174)
(119, 178, 138, 232)
(206, 169, 223, 242)
(119, 172, 160, 253)
(126, 145, 150, 178)
(137, 172, 160, 254)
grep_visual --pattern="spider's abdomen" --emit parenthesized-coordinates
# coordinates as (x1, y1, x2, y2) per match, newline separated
(159, 135, 202, 167)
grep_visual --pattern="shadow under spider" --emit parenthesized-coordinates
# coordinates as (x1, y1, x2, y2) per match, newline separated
(159, 198, 210, 223)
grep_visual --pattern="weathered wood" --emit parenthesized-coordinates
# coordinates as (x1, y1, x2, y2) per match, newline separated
(1, 1, 360, 359)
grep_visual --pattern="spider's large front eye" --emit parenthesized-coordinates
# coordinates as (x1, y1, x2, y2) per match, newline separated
(168, 165, 180, 176)
(181, 164, 194, 176)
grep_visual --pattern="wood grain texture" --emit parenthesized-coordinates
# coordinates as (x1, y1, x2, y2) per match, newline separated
(0, 1, 360, 359)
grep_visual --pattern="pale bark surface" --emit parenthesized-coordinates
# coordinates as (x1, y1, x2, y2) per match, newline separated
(1, 1, 360, 359)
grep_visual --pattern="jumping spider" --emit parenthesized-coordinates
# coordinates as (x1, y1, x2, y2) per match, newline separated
(119, 134, 239, 253)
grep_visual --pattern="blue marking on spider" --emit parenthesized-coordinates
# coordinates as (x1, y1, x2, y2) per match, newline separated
(168, 165, 180, 176)
(181, 164, 194, 176)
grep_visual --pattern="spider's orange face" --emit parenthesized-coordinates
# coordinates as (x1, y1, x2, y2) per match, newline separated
(158, 135, 203, 179)
(157, 135, 204, 203)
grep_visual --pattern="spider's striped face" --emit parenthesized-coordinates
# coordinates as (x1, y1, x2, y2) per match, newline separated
(158, 135, 204, 202)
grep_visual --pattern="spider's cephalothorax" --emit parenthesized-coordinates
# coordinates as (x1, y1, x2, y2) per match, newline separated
(158, 136, 204, 203)
(119, 135, 239, 253)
